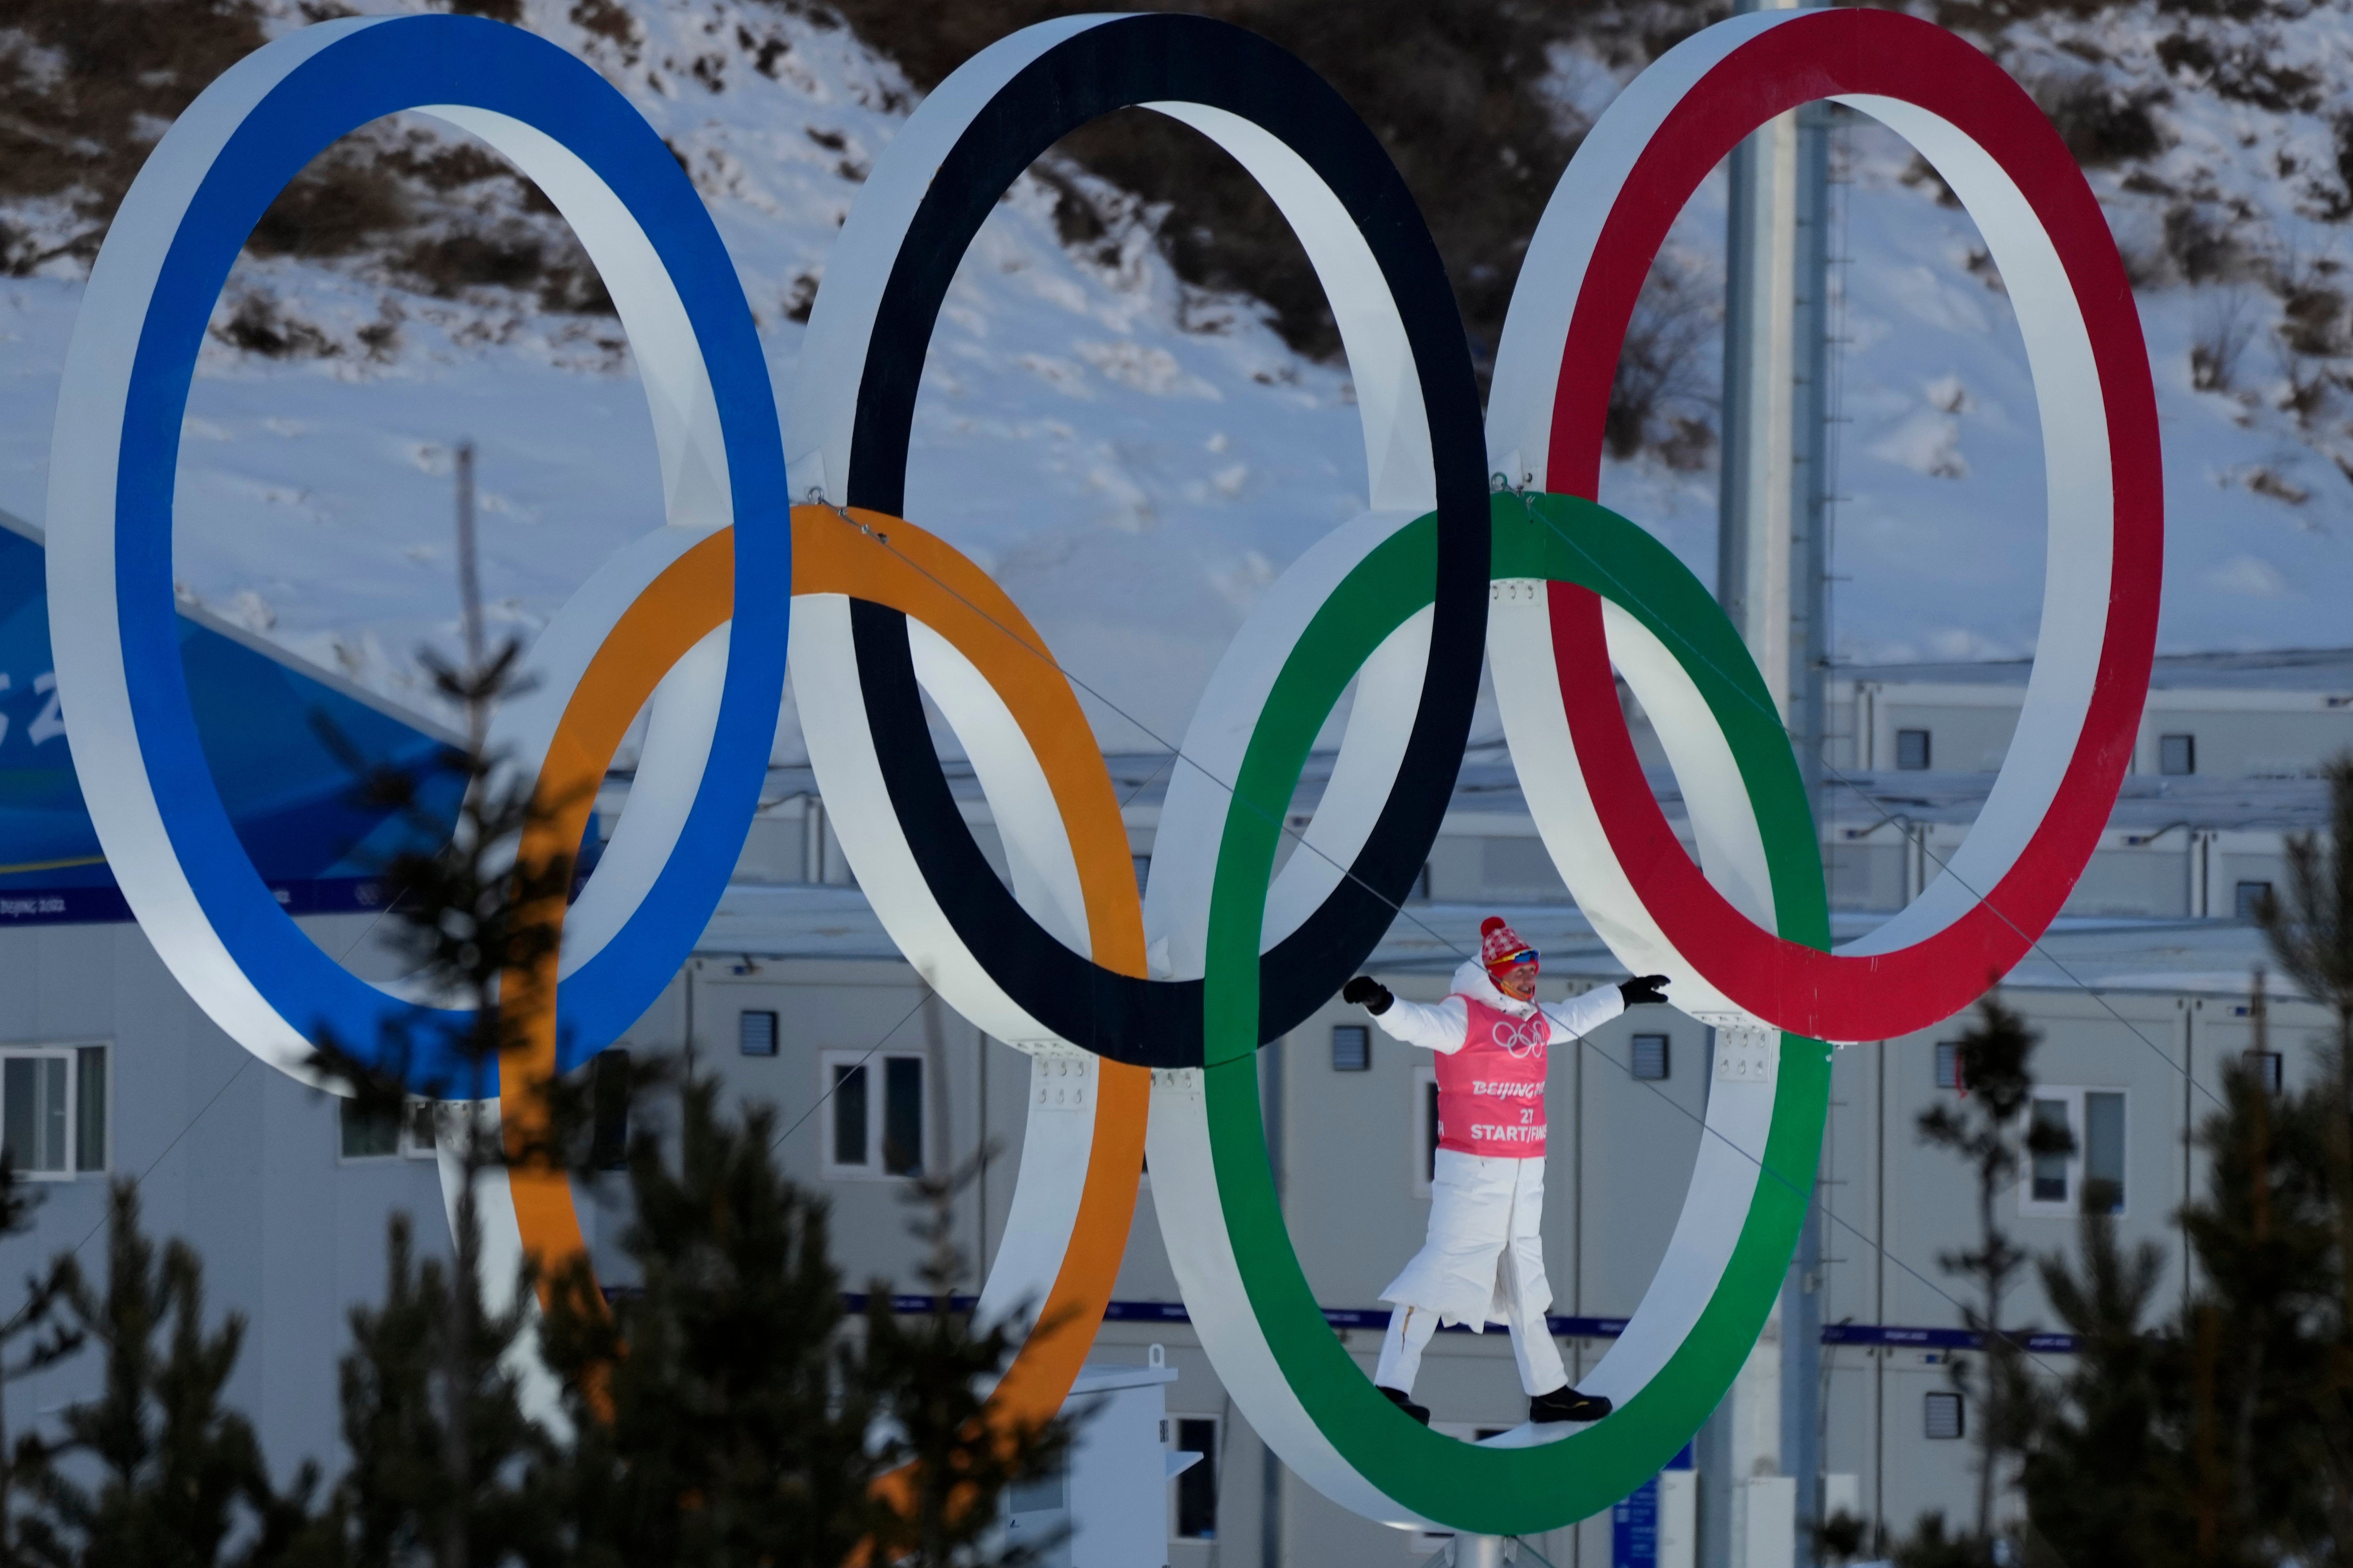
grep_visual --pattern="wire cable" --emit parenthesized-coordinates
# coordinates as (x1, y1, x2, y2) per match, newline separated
(789, 501, 2082, 1399)
(765, 747, 1179, 1154)
(1496, 482, 2218, 1111)
(799, 499, 2160, 1379)
(32, 887, 414, 1290)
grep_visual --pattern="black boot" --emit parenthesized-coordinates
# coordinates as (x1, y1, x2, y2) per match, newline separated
(1377, 1385, 1431, 1425)
(1529, 1384, 1612, 1424)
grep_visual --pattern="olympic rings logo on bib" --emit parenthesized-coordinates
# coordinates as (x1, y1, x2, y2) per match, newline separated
(1488, 1017, 1550, 1057)
(48, 6, 2158, 1539)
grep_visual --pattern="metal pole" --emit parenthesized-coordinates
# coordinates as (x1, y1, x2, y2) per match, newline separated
(1708, 2, 1801, 1560)
(1714, 14, 1800, 717)
(1452, 1535, 1508, 1568)
(453, 439, 486, 754)
(1261, 1037, 1287, 1568)
(1780, 97, 1836, 1568)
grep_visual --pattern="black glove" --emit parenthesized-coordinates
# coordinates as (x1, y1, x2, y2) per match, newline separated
(1619, 974, 1670, 1007)
(1342, 975, 1393, 1015)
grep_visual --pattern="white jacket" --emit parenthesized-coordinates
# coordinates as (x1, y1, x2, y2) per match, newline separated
(1371, 960, 1626, 1053)
(1370, 962, 1627, 1328)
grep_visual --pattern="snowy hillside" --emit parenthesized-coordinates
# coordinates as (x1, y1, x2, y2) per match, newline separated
(0, 0, 2348, 756)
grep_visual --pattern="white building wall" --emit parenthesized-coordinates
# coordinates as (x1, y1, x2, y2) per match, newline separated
(0, 914, 450, 1488)
(0, 749, 2330, 1565)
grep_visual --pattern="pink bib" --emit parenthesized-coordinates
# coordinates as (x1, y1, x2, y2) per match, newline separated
(1434, 994, 1549, 1159)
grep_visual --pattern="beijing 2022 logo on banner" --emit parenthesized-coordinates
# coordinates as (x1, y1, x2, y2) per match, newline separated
(43, 8, 2157, 1533)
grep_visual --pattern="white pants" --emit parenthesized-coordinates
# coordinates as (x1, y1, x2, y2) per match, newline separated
(1375, 1150, 1565, 1397)
(1374, 1295, 1566, 1397)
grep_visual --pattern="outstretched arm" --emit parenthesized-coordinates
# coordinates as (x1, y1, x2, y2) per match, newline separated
(1541, 975, 1671, 1042)
(1540, 986, 1624, 1042)
(1342, 977, 1468, 1054)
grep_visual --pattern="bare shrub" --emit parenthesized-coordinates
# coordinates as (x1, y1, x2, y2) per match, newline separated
(0, 0, 269, 265)
(1901, 154, 1962, 208)
(245, 154, 411, 260)
(1, 0, 618, 316)
(2039, 78, 2167, 166)
(2280, 282, 2347, 358)
(817, 0, 1586, 372)
(2191, 288, 2256, 391)
(2156, 30, 2319, 111)
(356, 299, 403, 362)
(569, 0, 645, 68)
(1605, 264, 1716, 466)
(2165, 203, 2243, 284)
(2277, 347, 2334, 426)
(2248, 466, 2311, 505)
(782, 272, 820, 324)
(211, 292, 338, 359)
(1656, 416, 1716, 473)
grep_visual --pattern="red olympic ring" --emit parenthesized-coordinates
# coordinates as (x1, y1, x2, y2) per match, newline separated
(1542, 10, 2160, 1042)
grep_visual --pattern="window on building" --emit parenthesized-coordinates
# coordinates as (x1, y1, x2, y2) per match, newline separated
(2236, 881, 2275, 922)
(0, 1046, 106, 1177)
(2083, 1091, 2125, 1213)
(339, 1094, 437, 1162)
(75, 1046, 105, 1173)
(1133, 854, 1152, 893)
(1413, 1065, 1440, 1196)
(1924, 1391, 1965, 1440)
(590, 1049, 632, 1170)
(2248, 1050, 2285, 1095)
(2020, 1087, 2127, 1217)
(406, 1101, 438, 1159)
(1631, 1033, 1671, 1081)
(740, 1010, 779, 1057)
(1895, 729, 1932, 771)
(2, 1049, 74, 1176)
(1934, 1041, 1964, 1092)
(1169, 1415, 1220, 1540)
(340, 1098, 396, 1160)
(2029, 1098, 2071, 1202)
(1332, 1024, 1371, 1073)
(2159, 733, 2197, 777)
(823, 1051, 926, 1178)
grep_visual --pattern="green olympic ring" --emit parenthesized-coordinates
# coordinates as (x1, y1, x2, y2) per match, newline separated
(1153, 492, 1829, 1533)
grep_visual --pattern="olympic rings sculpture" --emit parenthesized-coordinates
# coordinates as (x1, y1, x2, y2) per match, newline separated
(44, 6, 2158, 1535)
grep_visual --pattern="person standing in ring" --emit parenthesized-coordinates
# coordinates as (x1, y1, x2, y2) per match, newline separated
(1342, 917, 1670, 1426)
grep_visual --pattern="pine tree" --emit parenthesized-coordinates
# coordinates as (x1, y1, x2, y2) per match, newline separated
(23, 1183, 300, 1568)
(539, 1078, 891, 1568)
(0, 1158, 83, 1567)
(312, 451, 1065, 1565)
(862, 1161, 1073, 1568)
(297, 1210, 561, 1568)
(297, 453, 577, 1568)
(2252, 753, 2353, 1558)
(537, 1079, 1071, 1568)
(2013, 754, 2353, 1563)
(1909, 997, 2070, 1560)
(2018, 1202, 2195, 1566)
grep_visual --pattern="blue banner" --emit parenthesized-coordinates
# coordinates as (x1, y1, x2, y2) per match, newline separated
(0, 517, 462, 921)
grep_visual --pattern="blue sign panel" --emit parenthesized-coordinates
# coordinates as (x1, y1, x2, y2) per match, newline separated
(1612, 1477, 1658, 1568)
(1613, 1444, 1690, 1568)
(0, 518, 463, 920)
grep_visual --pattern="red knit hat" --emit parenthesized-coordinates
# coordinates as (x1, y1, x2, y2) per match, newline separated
(1480, 916, 1536, 976)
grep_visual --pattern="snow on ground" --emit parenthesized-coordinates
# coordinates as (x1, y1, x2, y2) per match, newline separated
(0, 0, 2348, 759)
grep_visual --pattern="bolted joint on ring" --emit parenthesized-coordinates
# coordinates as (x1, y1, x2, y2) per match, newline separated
(1693, 1014, 1781, 1084)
